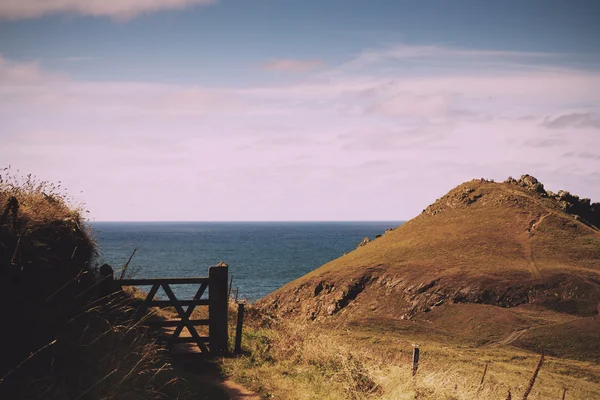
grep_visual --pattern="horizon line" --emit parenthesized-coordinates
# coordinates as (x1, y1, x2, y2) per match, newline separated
(89, 220, 406, 223)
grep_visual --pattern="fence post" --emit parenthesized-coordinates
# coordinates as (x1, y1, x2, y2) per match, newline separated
(412, 344, 420, 376)
(235, 302, 245, 354)
(99, 263, 116, 296)
(209, 262, 229, 354)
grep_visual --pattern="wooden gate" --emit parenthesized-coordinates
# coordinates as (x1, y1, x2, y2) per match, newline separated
(119, 262, 228, 354)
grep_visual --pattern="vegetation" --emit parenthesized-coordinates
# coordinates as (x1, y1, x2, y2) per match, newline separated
(0, 169, 229, 399)
(3, 171, 598, 399)
(221, 307, 600, 399)
(259, 176, 600, 362)
(247, 175, 600, 399)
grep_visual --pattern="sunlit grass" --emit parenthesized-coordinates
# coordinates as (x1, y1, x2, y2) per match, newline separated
(221, 306, 600, 400)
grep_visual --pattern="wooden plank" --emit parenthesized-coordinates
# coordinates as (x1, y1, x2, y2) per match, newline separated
(133, 283, 160, 320)
(160, 282, 209, 353)
(147, 319, 209, 327)
(171, 283, 208, 342)
(209, 264, 229, 354)
(173, 336, 210, 343)
(119, 277, 210, 286)
(149, 299, 209, 307)
(161, 283, 209, 353)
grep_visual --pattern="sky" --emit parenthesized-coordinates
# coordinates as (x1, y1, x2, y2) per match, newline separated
(1, 0, 600, 221)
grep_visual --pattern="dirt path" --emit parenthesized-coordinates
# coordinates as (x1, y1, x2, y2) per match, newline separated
(219, 378, 262, 400)
(156, 329, 260, 399)
(522, 212, 551, 279)
(493, 328, 531, 347)
(516, 212, 548, 279)
(499, 187, 550, 279)
(502, 186, 600, 235)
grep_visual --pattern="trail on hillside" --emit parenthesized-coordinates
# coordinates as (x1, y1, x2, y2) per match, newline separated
(503, 187, 600, 235)
(500, 187, 556, 279)
(487, 328, 532, 348)
(525, 212, 551, 279)
(517, 211, 550, 279)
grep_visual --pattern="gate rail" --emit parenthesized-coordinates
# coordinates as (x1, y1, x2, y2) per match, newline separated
(119, 262, 229, 354)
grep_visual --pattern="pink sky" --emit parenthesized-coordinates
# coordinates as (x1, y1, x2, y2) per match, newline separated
(2, 44, 600, 220)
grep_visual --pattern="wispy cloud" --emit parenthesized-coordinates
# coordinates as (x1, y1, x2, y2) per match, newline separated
(62, 56, 98, 63)
(340, 44, 556, 70)
(563, 152, 600, 160)
(541, 112, 600, 130)
(264, 59, 324, 73)
(366, 92, 453, 119)
(522, 138, 567, 148)
(0, 55, 65, 84)
(2, 44, 600, 220)
(0, 0, 215, 20)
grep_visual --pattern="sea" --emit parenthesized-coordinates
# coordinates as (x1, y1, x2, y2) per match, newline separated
(91, 221, 402, 301)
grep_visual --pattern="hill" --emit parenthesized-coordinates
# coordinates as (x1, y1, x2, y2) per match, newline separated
(257, 175, 600, 361)
(0, 171, 232, 399)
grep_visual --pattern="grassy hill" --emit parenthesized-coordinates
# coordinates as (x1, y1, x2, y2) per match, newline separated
(258, 175, 600, 362)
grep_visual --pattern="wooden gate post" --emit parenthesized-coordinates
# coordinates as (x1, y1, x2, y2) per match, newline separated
(209, 262, 229, 354)
(99, 263, 117, 296)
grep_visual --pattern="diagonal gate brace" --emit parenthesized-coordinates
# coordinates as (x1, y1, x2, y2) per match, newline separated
(161, 283, 209, 353)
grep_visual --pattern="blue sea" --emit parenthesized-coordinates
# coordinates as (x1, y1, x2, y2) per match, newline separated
(91, 222, 401, 301)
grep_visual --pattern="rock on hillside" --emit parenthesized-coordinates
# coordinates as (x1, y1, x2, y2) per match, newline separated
(257, 176, 600, 358)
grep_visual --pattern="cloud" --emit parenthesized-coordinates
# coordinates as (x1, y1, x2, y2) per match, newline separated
(3, 49, 600, 220)
(0, 0, 215, 20)
(341, 44, 555, 70)
(0, 56, 65, 84)
(63, 56, 98, 63)
(367, 92, 453, 118)
(541, 112, 600, 130)
(264, 59, 324, 73)
(563, 152, 600, 160)
(523, 138, 567, 148)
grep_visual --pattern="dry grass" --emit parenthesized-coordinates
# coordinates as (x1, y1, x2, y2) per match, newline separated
(293, 180, 600, 283)
(221, 307, 600, 400)
(0, 170, 230, 399)
(0, 168, 96, 281)
(5, 171, 597, 399)
(222, 318, 377, 399)
(258, 178, 600, 363)
(0, 167, 87, 227)
(1, 287, 232, 399)
(235, 177, 600, 399)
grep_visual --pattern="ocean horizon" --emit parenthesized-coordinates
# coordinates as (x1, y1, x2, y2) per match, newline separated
(92, 221, 403, 301)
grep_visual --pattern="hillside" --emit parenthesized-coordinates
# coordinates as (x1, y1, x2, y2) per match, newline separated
(0, 172, 232, 399)
(258, 175, 600, 361)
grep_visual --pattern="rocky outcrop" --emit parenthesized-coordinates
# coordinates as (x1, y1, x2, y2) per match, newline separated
(553, 190, 600, 228)
(357, 237, 370, 248)
(389, 274, 600, 320)
(265, 275, 377, 320)
(505, 175, 600, 228)
(508, 174, 546, 194)
(261, 271, 600, 322)
(422, 182, 485, 216)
